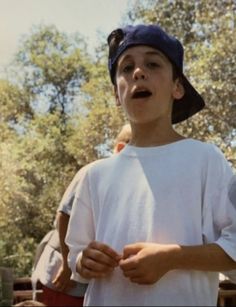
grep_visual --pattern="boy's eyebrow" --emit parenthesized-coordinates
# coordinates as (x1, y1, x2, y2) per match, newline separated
(145, 50, 166, 59)
(118, 49, 166, 64)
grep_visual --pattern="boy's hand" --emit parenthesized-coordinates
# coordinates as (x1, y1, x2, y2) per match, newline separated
(119, 242, 177, 285)
(77, 241, 122, 279)
(52, 264, 76, 292)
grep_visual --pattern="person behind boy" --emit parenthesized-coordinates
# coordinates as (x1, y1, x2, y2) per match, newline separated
(65, 24, 236, 306)
(32, 124, 131, 307)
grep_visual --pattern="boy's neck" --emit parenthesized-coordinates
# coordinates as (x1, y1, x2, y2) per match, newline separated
(129, 120, 185, 147)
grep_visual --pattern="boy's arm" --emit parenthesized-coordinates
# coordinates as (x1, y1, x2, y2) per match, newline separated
(119, 242, 236, 285)
(174, 243, 236, 271)
(56, 211, 70, 266)
(52, 211, 76, 292)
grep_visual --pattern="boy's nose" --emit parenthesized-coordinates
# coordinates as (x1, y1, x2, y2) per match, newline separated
(133, 67, 147, 80)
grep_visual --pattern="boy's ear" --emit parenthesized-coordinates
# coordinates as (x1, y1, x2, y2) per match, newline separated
(173, 79, 185, 100)
(114, 85, 121, 106)
(114, 142, 126, 153)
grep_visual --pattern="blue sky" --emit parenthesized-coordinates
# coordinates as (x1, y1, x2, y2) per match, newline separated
(0, 0, 132, 72)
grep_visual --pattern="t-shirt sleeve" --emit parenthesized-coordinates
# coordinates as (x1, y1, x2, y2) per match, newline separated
(65, 167, 95, 283)
(202, 145, 236, 275)
(57, 166, 89, 215)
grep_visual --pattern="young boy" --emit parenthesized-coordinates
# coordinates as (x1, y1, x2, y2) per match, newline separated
(32, 124, 131, 306)
(65, 24, 236, 306)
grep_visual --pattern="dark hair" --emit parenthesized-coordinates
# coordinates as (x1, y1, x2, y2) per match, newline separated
(108, 29, 181, 83)
(107, 29, 125, 60)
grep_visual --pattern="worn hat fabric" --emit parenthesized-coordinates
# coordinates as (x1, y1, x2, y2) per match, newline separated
(107, 24, 205, 124)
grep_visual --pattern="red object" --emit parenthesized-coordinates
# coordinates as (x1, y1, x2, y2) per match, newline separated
(41, 285, 84, 306)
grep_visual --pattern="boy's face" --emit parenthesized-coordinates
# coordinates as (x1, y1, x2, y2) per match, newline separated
(114, 45, 184, 125)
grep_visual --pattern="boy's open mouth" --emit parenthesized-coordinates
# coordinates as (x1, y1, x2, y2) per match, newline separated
(132, 90, 152, 99)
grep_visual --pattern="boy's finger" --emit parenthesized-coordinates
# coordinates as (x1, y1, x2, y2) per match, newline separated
(123, 243, 143, 259)
(119, 256, 138, 271)
(122, 268, 141, 279)
(90, 241, 121, 260)
(84, 247, 119, 267)
(82, 256, 114, 272)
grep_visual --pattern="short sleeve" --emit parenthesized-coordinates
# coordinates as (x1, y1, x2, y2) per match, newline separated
(203, 146, 236, 281)
(202, 145, 236, 262)
(57, 165, 90, 215)
(65, 165, 95, 283)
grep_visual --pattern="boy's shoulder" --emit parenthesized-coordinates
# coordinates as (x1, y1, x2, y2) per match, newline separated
(82, 154, 119, 174)
(187, 139, 229, 167)
(184, 139, 222, 156)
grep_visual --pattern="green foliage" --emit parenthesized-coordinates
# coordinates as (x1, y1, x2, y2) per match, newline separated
(0, 233, 37, 277)
(0, 24, 124, 277)
(14, 24, 91, 115)
(65, 59, 125, 165)
(7, 113, 80, 237)
(0, 80, 32, 127)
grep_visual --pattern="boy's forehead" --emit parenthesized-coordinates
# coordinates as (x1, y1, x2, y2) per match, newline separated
(117, 45, 169, 63)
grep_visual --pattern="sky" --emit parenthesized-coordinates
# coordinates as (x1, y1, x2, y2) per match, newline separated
(0, 0, 133, 73)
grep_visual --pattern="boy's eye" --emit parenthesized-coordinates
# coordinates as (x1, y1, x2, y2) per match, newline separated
(122, 64, 133, 73)
(147, 62, 160, 68)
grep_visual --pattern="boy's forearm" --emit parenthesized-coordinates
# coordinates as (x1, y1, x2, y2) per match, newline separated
(56, 211, 70, 265)
(170, 243, 236, 272)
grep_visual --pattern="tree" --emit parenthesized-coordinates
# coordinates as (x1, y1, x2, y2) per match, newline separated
(0, 24, 124, 276)
(65, 55, 126, 166)
(0, 79, 33, 123)
(14, 24, 91, 118)
(0, 111, 81, 276)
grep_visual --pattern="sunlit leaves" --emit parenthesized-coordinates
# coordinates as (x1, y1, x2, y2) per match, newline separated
(0, 80, 32, 124)
(14, 24, 91, 114)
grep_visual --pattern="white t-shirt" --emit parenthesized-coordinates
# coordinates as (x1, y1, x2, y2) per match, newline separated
(58, 161, 101, 215)
(57, 171, 83, 215)
(66, 139, 236, 306)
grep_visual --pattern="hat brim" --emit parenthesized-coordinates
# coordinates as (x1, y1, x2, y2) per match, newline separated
(172, 75, 205, 124)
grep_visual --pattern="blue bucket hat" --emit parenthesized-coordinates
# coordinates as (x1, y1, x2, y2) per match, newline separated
(107, 24, 205, 124)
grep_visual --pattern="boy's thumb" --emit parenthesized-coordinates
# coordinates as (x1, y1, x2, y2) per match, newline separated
(123, 243, 143, 259)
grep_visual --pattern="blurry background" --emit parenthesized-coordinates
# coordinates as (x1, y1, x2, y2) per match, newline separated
(0, 0, 235, 277)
